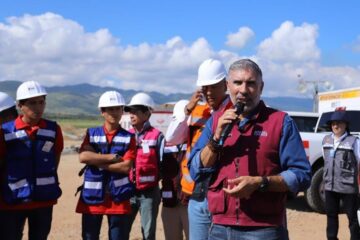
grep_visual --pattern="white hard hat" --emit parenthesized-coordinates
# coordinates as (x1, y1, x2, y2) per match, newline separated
(172, 99, 189, 118)
(196, 58, 226, 87)
(16, 81, 47, 101)
(0, 92, 16, 112)
(126, 92, 155, 110)
(98, 91, 125, 108)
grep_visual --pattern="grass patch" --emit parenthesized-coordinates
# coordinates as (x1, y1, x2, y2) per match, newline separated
(57, 118, 103, 129)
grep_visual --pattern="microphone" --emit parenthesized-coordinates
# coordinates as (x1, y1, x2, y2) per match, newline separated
(219, 102, 245, 145)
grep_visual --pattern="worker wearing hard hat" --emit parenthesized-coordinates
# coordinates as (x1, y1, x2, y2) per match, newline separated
(0, 92, 18, 237)
(75, 91, 136, 240)
(166, 58, 230, 240)
(0, 81, 64, 240)
(161, 99, 190, 240)
(0, 92, 18, 125)
(124, 92, 164, 240)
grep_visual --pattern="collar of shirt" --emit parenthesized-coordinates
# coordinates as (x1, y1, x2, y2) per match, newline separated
(237, 101, 262, 131)
(102, 125, 122, 143)
(331, 132, 349, 149)
(134, 121, 152, 144)
(134, 121, 151, 135)
(15, 115, 47, 140)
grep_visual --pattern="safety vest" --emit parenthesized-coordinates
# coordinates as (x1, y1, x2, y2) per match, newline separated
(81, 127, 134, 204)
(323, 134, 358, 194)
(130, 127, 161, 190)
(181, 98, 232, 196)
(161, 144, 187, 207)
(208, 101, 287, 226)
(1, 119, 62, 204)
(180, 104, 211, 195)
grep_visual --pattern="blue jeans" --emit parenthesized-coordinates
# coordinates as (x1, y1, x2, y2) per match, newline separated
(208, 224, 289, 240)
(82, 213, 130, 240)
(2, 206, 53, 240)
(188, 198, 211, 240)
(128, 186, 161, 240)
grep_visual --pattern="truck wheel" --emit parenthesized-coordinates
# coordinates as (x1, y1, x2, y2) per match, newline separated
(305, 167, 325, 213)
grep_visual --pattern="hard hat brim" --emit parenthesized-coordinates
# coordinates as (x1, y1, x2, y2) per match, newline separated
(196, 76, 226, 87)
(16, 93, 47, 101)
(124, 105, 150, 112)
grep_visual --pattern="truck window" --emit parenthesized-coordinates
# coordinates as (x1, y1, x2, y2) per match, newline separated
(316, 111, 360, 133)
(292, 116, 318, 132)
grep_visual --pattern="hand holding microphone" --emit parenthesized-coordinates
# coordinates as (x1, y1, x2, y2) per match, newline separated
(218, 102, 245, 145)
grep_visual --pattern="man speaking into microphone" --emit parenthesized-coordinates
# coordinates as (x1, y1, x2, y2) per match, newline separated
(188, 59, 312, 240)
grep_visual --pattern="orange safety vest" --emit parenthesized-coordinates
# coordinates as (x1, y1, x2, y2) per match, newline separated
(180, 103, 211, 195)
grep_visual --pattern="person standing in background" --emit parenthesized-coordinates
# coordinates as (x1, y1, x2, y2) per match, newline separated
(322, 109, 360, 240)
(0, 81, 63, 240)
(0, 92, 18, 125)
(76, 91, 136, 240)
(125, 92, 164, 240)
(166, 59, 230, 240)
(161, 99, 190, 240)
(0, 92, 18, 238)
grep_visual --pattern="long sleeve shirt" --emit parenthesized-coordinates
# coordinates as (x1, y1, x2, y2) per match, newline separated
(188, 112, 312, 194)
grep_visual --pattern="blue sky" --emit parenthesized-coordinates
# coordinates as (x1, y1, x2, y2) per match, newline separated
(1, 0, 360, 97)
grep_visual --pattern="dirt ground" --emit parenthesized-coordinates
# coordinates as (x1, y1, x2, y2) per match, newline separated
(21, 138, 352, 240)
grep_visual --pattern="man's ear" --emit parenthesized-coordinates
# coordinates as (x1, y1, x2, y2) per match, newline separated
(223, 80, 227, 92)
(17, 102, 22, 109)
(260, 81, 264, 93)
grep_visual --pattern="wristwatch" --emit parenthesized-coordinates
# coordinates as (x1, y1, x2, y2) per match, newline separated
(258, 176, 269, 192)
(111, 153, 121, 163)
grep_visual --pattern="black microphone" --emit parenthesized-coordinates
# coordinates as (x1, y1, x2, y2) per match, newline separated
(219, 102, 245, 145)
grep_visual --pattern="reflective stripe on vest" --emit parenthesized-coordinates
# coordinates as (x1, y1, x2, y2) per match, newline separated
(8, 179, 29, 191)
(4, 130, 27, 141)
(84, 181, 103, 190)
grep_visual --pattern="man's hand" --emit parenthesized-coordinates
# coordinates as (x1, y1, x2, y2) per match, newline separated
(185, 89, 203, 115)
(213, 108, 239, 141)
(223, 176, 262, 199)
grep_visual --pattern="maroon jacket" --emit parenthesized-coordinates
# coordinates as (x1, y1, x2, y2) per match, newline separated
(207, 101, 287, 226)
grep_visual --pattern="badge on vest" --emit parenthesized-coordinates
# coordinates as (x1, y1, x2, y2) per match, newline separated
(142, 141, 150, 154)
(42, 141, 54, 152)
(253, 130, 268, 137)
(162, 191, 173, 198)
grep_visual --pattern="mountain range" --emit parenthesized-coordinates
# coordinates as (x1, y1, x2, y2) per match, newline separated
(0, 80, 313, 116)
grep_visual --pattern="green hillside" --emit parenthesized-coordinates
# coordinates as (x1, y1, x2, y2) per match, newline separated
(0, 80, 313, 116)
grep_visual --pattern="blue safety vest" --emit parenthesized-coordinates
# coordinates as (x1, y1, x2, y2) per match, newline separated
(2, 119, 62, 204)
(81, 127, 134, 204)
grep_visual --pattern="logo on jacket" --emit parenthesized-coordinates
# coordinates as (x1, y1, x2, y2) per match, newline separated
(254, 130, 268, 137)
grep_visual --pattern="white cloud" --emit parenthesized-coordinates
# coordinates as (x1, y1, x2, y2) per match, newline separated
(226, 27, 254, 49)
(0, 13, 236, 93)
(0, 14, 360, 99)
(257, 21, 320, 62)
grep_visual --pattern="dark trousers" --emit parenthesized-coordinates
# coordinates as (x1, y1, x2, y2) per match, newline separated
(1, 206, 53, 240)
(82, 213, 130, 240)
(325, 190, 360, 240)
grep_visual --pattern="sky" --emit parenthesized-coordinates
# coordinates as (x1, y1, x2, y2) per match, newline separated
(1, 0, 360, 98)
